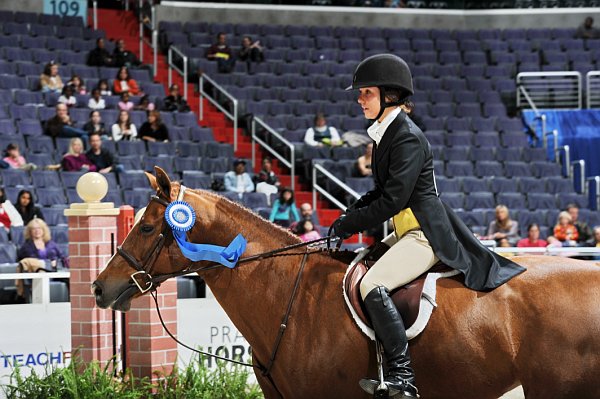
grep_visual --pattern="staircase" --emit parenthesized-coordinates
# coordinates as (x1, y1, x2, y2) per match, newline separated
(95, 8, 349, 231)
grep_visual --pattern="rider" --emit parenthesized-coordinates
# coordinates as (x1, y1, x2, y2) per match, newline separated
(332, 54, 526, 397)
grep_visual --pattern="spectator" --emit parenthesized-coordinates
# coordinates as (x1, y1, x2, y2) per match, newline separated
(0, 187, 24, 232)
(295, 219, 321, 242)
(113, 66, 141, 96)
(553, 211, 578, 247)
(15, 189, 44, 226)
(87, 38, 114, 67)
(400, 99, 426, 132)
(357, 142, 373, 177)
(269, 188, 300, 228)
(162, 84, 190, 113)
(111, 110, 137, 141)
(299, 202, 320, 226)
(61, 138, 97, 172)
(113, 39, 142, 68)
(3, 143, 36, 171)
(575, 16, 599, 39)
(97, 79, 112, 96)
(585, 227, 600, 260)
(255, 157, 280, 202)
(485, 205, 519, 247)
(58, 84, 77, 108)
(139, 110, 169, 142)
(118, 92, 135, 111)
(517, 223, 548, 249)
(44, 104, 88, 140)
(16, 218, 69, 301)
(40, 62, 64, 94)
(566, 203, 593, 244)
(206, 32, 235, 73)
(88, 88, 106, 110)
(134, 94, 155, 112)
(67, 75, 86, 95)
(224, 159, 254, 198)
(87, 132, 122, 174)
(304, 113, 342, 147)
(238, 36, 264, 72)
(83, 110, 108, 139)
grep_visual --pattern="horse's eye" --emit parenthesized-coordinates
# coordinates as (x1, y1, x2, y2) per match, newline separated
(140, 224, 154, 234)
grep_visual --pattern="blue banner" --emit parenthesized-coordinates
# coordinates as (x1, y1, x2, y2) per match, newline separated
(43, 0, 87, 22)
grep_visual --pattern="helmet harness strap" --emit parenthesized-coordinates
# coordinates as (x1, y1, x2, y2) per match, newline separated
(373, 87, 405, 122)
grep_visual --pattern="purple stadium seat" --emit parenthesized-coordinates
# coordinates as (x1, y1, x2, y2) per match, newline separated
(17, 120, 43, 136)
(446, 131, 473, 146)
(425, 130, 445, 145)
(475, 161, 504, 177)
(429, 90, 453, 104)
(489, 176, 517, 193)
(309, 25, 333, 38)
(36, 188, 67, 207)
(440, 192, 465, 209)
(526, 193, 556, 210)
(123, 188, 154, 209)
(144, 155, 174, 173)
(545, 176, 572, 193)
(260, 25, 285, 37)
(445, 117, 471, 132)
(445, 161, 474, 177)
(345, 178, 375, 195)
(455, 103, 481, 118)
(0, 120, 17, 135)
(496, 147, 522, 162)
(473, 132, 501, 147)
(0, 61, 16, 75)
(471, 147, 495, 162)
(497, 192, 526, 209)
(429, 103, 454, 117)
(501, 132, 529, 147)
(201, 157, 229, 173)
(465, 192, 495, 210)
(504, 161, 532, 178)
(445, 146, 471, 161)
(483, 103, 507, 118)
(482, 39, 509, 52)
(461, 176, 489, 193)
(435, 176, 460, 193)
(0, 169, 30, 187)
(463, 51, 487, 65)
(181, 171, 211, 189)
(333, 26, 359, 39)
(415, 52, 437, 64)
(3, 23, 29, 36)
(531, 161, 562, 178)
(174, 157, 200, 173)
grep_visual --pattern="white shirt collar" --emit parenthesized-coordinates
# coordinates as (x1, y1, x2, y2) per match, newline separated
(367, 107, 402, 146)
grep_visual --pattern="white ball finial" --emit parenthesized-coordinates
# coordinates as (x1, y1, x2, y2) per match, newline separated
(76, 172, 109, 203)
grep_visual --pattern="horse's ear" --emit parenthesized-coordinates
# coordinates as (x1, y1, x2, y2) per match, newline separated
(154, 166, 172, 197)
(145, 171, 158, 191)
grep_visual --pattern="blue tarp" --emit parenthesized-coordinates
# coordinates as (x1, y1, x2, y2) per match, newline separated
(522, 109, 600, 177)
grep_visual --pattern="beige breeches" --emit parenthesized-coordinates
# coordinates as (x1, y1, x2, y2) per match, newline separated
(360, 230, 439, 300)
(15, 258, 46, 297)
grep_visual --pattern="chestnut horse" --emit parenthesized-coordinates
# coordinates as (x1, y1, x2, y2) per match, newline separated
(93, 168, 600, 399)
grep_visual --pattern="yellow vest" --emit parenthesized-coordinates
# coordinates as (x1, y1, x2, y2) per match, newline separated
(392, 208, 421, 239)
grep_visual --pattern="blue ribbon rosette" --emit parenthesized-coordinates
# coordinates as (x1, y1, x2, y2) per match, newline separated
(165, 201, 247, 268)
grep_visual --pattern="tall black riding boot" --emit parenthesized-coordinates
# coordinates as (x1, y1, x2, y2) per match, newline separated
(360, 286, 419, 398)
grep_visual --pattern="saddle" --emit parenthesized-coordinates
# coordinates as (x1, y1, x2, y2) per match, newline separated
(343, 253, 460, 341)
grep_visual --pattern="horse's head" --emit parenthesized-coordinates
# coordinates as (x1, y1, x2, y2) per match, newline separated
(92, 167, 210, 311)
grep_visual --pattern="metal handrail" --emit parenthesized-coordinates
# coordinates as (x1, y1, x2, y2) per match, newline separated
(168, 46, 188, 100)
(516, 71, 582, 109)
(587, 176, 600, 210)
(518, 84, 547, 144)
(556, 145, 569, 176)
(138, 1, 157, 76)
(570, 159, 586, 195)
(544, 129, 559, 160)
(199, 73, 239, 151)
(251, 117, 295, 192)
(586, 71, 600, 108)
(92, 1, 98, 30)
(492, 247, 600, 256)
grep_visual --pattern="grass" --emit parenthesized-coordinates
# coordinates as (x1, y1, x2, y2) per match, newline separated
(2, 353, 264, 399)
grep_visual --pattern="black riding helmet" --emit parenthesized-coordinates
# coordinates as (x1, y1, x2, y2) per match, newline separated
(346, 54, 414, 121)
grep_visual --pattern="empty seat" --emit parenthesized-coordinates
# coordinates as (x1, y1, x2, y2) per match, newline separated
(474, 161, 504, 177)
(504, 162, 532, 178)
(531, 162, 561, 178)
(461, 177, 489, 193)
(182, 171, 211, 189)
(43, 207, 68, 226)
(545, 176, 572, 193)
(465, 192, 495, 210)
(527, 193, 556, 210)
(60, 171, 86, 188)
(31, 171, 61, 188)
(0, 169, 30, 186)
(556, 193, 588, 209)
(445, 161, 474, 177)
(0, 243, 17, 263)
(440, 192, 465, 209)
(518, 177, 546, 193)
(119, 171, 148, 190)
(444, 146, 470, 161)
(123, 188, 154, 209)
(497, 192, 527, 209)
(346, 177, 375, 195)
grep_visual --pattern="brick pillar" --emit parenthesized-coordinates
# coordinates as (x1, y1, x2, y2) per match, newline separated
(64, 172, 120, 369)
(127, 279, 178, 380)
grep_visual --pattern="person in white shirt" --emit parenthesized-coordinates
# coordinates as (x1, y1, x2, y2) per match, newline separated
(303, 113, 342, 147)
(111, 110, 138, 141)
(88, 88, 106, 110)
(224, 159, 254, 199)
(57, 85, 77, 108)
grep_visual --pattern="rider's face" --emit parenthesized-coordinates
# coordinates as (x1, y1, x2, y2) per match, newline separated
(357, 87, 380, 120)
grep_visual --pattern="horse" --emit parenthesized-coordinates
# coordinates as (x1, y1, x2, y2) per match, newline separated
(93, 167, 600, 399)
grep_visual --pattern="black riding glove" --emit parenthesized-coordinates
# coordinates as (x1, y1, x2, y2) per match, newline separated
(331, 214, 353, 240)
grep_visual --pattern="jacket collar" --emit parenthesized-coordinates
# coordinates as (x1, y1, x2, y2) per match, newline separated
(367, 107, 402, 145)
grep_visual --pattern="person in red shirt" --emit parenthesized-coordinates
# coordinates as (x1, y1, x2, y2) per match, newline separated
(517, 223, 548, 248)
(113, 66, 141, 96)
(553, 211, 579, 246)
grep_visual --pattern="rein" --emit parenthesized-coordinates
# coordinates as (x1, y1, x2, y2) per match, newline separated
(116, 188, 342, 390)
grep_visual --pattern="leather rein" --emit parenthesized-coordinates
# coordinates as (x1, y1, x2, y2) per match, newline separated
(115, 189, 340, 392)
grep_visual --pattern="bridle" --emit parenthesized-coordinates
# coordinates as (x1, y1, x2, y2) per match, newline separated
(114, 186, 343, 396)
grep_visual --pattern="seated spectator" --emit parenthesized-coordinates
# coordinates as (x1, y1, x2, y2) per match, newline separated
(16, 218, 69, 301)
(357, 142, 373, 177)
(83, 110, 108, 139)
(40, 62, 64, 94)
(111, 110, 137, 141)
(517, 223, 548, 249)
(139, 110, 169, 142)
(0, 187, 24, 232)
(87, 38, 114, 67)
(44, 104, 88, 140)
(61, 138, 97, 172)
(290, 202, 320, 231)
(484, 204, 519, 247)
(97, 79, 112, 96)
(269, 188, 300, 228)
(3, 143, 36, 171)
(553, 211, 578, 247)
(255, 157, 280, 203)
(575, 16, 599, 39)
(87, 133, 122, 174)
(67, 75, 86, 95)
(113, 66, 141, 96)
(15, 189, 44, 226)
(206, 32, 235, 73)
(58, 84, 77, 108)
(400, 99, 426, 132)
(224, 159, 254, 198)
(88, 88, 106, 110)
(238, 36, 264, 72)
(586, 227, 600, 260)
(295, 219, 321, 242)
(113, 39, 142, 68)
(134, 94, 155, 112)
(118, 92, 135, 111)
(162, 84, 190, 113)
(304, 113, 342, 147)
(566, 203, 593, 244)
